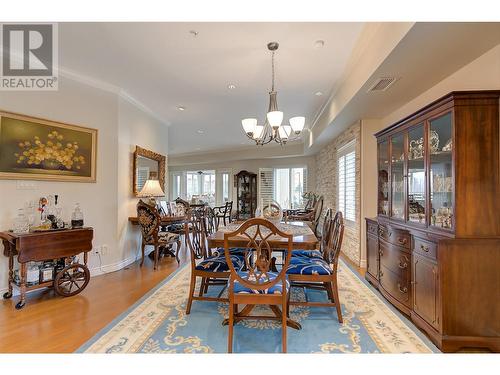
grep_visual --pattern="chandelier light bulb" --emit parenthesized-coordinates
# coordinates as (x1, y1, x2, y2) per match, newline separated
(267, 110, 283, 129)
(289, 116, 305, 134)
(242, 118, 257, 136)
(278, 125, 291, 140)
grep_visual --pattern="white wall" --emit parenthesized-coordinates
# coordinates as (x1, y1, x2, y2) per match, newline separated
(0, 77, 119, 291)
(0, 76, 169, 292)
(117, 97, 169, 267)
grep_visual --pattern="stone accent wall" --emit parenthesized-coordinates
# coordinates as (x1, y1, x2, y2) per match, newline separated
(315, 122, 361, 265)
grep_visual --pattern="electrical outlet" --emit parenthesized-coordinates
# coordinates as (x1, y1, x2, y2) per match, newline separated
(93, 246, 101, 255)
(101, 245, 108, 255)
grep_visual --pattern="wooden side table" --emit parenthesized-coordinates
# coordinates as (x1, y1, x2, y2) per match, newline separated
(0, 228, 94, 309)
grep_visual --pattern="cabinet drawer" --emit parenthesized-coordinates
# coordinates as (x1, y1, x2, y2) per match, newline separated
(367, 221, 378, 236)
(379, 265, 411, 307)
(378, 225, 410, 249)
(413, 238, 437, 261)
(379, 240, 410, 278)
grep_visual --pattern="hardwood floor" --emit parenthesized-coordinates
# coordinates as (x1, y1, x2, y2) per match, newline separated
(0, 249, 189, 353)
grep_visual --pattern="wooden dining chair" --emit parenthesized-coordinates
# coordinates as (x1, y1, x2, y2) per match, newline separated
(185, 208, 245, 314)
(224, 218, 293, 353)
(286, 209, 344, 323)
(136, 199, 181, 270)
(214, 201, 233, 227)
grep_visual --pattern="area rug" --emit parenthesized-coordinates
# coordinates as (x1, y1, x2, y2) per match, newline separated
(77, 260, 438, 353)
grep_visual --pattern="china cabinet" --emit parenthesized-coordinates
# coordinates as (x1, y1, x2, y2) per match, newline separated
(235, 170, 257, 220)
(365, 91, 500, 352)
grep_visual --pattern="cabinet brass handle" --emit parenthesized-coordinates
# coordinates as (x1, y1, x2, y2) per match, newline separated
(378, 228, 384, 236)
(379, 249, 384, 257)
(420, 244, 430, 252)
(398, 257, 408, 269)
(397, 237, 407, 245)
(379, 270, 384, 278)
(397, 283, 408, 294)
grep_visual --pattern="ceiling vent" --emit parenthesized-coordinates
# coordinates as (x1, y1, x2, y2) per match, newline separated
(367, 77, 399, 92)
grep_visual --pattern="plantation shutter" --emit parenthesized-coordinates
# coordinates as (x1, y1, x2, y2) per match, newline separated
(258, 168, 274, 207)
(338, 141, 356, 222)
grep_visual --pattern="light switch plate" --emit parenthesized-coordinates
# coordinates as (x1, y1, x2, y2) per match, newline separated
(16, 180, 38, 190)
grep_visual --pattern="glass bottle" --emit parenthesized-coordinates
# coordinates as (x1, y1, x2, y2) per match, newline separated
(71, 203, 84, 228)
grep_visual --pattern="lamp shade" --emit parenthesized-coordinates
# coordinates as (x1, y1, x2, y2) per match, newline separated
(253, 125, 264, 139)
(266, 110, 283, 128)
(139, 179, 165, 197)
(242, 118, 257, 135)
(289, 116, 305, 133)
(278, 125, 291, 140)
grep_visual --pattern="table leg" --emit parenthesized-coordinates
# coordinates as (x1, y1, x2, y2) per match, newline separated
(270, 305, 302, 330)
(222, 304, 255, 326)
(3, 249, 14, 299)
(16, 262, 27, 309)
(84, 251, 88, 266)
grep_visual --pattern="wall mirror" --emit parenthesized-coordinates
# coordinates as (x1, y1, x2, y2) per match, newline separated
(133, 145, 166, 197)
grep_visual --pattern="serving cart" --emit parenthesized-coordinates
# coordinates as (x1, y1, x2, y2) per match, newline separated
(0, 227, 94, 309)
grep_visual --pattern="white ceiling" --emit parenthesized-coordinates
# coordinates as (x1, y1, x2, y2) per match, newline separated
(58, 22, 364, 155)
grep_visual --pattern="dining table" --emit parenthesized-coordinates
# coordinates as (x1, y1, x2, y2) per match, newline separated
(207, 220, 319, 330)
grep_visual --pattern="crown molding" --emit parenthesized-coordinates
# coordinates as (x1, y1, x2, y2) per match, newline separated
(57, 66, 170, 127)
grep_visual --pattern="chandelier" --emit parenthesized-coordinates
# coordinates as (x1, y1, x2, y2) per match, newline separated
(241, 42, 305, 146)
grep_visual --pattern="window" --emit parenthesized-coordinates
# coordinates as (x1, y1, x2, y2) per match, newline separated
(259, 167, 307, 209)
(338, 141, 356, 222)
(170, 169, 230, 206)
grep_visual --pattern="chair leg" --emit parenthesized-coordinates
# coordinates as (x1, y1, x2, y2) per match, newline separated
(324, 281, 333, 300)
(286, 286, 291, 317)
(153, 244, 159, 270)
(198, 277, 206, 297)
(228, 300, 234, 353)
(282, 296, 287, 353)
(186, 274, 196, 314)
(140, 242, 146, 267)
(175, 239, 181, 264)
(331, 281, 343, 323)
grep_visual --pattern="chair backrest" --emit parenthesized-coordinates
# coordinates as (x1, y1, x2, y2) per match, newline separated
(312, 195, 324, 236)
(224, 218, 293, 293)
(205, 206, 218, 236)
(137, 199, 160, 242)
(175, 197, 190, 216)
(185, 208, 207, 264)
(322, 211, 344, 270)
(320, 208, 334, 244)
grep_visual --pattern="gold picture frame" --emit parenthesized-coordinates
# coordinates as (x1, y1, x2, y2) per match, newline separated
(132, 145, 166, 197)
(0, 110, 97, 182)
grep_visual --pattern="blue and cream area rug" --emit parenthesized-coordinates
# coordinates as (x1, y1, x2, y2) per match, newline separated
(78, 261, 438, 353)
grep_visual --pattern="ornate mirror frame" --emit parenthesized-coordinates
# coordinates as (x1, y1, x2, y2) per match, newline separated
(133, 145, 166, 197)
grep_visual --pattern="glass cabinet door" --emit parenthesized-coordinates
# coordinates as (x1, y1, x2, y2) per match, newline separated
(407, 123, 426, 224)
(377, 140, 389, 215)
(429, 112, 453, 229)
(390, 134, 405, 220)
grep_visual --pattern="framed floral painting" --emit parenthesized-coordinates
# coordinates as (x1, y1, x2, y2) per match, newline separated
(0, 110, 97, 182)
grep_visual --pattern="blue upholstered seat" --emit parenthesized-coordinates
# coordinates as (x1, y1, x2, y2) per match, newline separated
(212, 247, 248, 257)
(231, 271, 290, 294)
(286, 256, 332, 275)
(195, 254, 244, 273)
(291, 249, 323, 259)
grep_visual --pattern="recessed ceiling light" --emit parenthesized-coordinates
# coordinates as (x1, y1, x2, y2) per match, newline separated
(228, 84, 236, 90)
(196, 130, 204, 134)
(177, 106, 186, 111)
(315, 91, 323, 96)
(314, 40, 325, 48)
(189, 30, 198, 37)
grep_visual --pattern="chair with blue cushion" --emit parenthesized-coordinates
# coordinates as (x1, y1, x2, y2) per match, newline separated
(185, 208, 245, 314)
(290, 208, 333, 260)
(286, 209, 344, 323)
(224, 218, 293, 353)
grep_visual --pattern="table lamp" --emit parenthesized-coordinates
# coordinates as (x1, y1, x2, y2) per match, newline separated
(139, 172, 165, 206)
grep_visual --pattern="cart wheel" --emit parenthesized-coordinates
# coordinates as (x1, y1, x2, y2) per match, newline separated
(54, 263, 90, 297)
(15, 301, 25, 310)
(3, 291, 12, 299)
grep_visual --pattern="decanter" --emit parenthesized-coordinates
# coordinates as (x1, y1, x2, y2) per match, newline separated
(71, 203, 84, 228)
